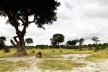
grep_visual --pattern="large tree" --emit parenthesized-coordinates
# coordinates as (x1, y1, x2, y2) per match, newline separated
(0, 0, 60, 56)
(25, 38, 33, 46)
(50, 34, 65, 47)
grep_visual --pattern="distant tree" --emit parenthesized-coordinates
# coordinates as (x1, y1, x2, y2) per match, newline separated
(66, 39, 78, 46)
(79, 38, 84, 46)
(0, 36, 6, 42)
(25, 38, 33, 46)
(50, 34, 65, 47)
(91, 37, 100, 51)
(71, 39, 78, 46)
(92, 37, 100, 44)
(66, 40, 72, 46)
(0, 0, 60, 56)
(88, 44, 93, 50)
(0, 36, 6, 49)
(78, 38, 84, 50)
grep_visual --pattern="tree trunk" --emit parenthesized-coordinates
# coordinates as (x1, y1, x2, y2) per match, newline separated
(13, 36, 27, 57)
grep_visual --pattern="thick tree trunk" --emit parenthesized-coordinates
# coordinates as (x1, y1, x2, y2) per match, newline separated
(13, 36, 27, 57)
(14, 48, 27, 57)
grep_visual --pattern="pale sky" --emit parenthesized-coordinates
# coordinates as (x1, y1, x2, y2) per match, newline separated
(0, 0, 108, 46)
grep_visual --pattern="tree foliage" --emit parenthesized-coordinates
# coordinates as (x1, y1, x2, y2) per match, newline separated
(66, 39, 78, 46)
(0, 0, 60, 56)
(92, 37, 100, 44)
(25, 38, 33, 46)
(79, 38, 84, 46)
(50, 33, 65, 47)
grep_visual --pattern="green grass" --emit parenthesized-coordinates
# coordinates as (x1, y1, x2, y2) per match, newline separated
(0, 48, 108, 71)
(0, 60, 30, 72)
(26, 48, 93, 58)
(0, 48, 93, 58)
(0, 48, 16, 57)
(86, 49, 108, 62)
(37, 59, 85, 71)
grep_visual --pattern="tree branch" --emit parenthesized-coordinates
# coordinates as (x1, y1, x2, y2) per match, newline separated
(21, 14, 28, 36)
(14, 36, 19, 44)
(18, 16, 25, 25)
(10, 39, 16, 47)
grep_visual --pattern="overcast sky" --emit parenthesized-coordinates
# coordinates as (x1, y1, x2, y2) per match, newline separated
(0, 0, 108, 46)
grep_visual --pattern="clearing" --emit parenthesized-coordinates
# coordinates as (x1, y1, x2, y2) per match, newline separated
(0, 54, 108, 72)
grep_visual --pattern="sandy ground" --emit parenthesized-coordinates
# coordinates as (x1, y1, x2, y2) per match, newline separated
(0, 54, 108, 72)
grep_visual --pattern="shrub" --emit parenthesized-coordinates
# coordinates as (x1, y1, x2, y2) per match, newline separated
(31, 50, 35, 53)
(4, 47, 10, 53)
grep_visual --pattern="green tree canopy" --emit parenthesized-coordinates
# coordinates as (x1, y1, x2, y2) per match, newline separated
(50, 33, 65, 47)
(25, 38, 33, 46)
(92, 37, 100, 44)
(66, 39, 78, 46)
(79, 38, 84, 46)
(0, 0, 60, 56)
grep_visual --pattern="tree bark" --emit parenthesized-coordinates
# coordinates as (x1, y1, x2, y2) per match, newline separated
(13, 36, 27, 57)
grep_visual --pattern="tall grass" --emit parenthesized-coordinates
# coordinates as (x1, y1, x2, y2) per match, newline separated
(0, 48, 16, 57)
(26, 48, 93, 58)
(86, 48, 108, 61)
(0, 60, 30, 72)
(0, 48, 93, 58)
(37, 59, 85, 71)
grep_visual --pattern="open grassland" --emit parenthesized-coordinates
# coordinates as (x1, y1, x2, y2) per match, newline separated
(0, 48, 93, 58)
(0, 48, 108, 61)
(0, 48, 108, 71)
(0, 60, 30, 72)
(0, 48, 16, 57)
(27, 48, 93, 58)
(37, 59, 85, 71)
(86, 48, 108, 62)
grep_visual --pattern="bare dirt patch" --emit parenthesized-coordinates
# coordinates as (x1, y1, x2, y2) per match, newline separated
(0, 54, 108, 72)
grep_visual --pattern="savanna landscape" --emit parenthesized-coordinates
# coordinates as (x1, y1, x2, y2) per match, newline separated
(0, 0, 108, 72)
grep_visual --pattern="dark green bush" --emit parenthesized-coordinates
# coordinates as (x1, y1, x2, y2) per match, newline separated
(4, 47, 10, 53)
(31, 50, 35, 53)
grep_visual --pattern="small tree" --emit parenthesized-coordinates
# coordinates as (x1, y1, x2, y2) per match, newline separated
(92, 37, 100, 44)
(25, 38, 33, 46)
(71, 39, 78, 46)
(50, 33, 65, 47)
(91, 37, 100, 51)
(79, 38, 84, 46)
(78, 38, 84, 50)
(66, 40, 72, 46)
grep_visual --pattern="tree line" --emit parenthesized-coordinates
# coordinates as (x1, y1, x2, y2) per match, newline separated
(0, 34, 107, 52)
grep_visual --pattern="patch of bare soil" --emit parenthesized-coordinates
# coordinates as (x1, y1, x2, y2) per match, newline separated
(0, 54, 108, 72)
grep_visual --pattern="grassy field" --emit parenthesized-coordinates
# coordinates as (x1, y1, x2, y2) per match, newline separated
(0, 48, 93, 58)
(37, 59, 85, 71)
(0, 48, 108, 71)
(0, 60, 30, 72)
(86, 48, 108, 61)
(0, 48, 108, 60)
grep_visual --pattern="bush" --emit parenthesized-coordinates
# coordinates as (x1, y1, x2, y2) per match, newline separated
(4, 47, 10, 53)
(100, 45, 106, 50)
(31, 50, 35, 53)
